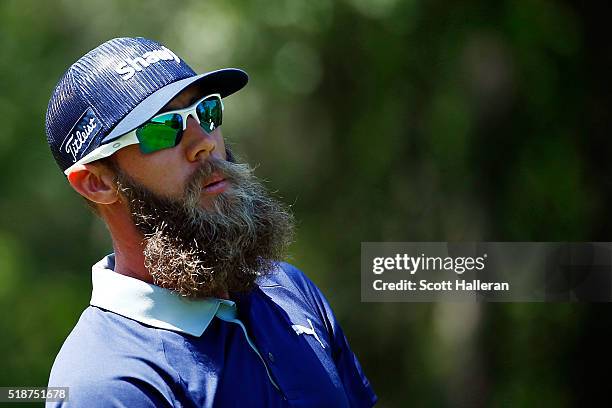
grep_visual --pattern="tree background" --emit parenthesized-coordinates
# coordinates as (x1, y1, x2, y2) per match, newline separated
(0, 0, 610, 406)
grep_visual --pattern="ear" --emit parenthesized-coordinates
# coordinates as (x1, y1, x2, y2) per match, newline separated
(66, 163, 119, 205)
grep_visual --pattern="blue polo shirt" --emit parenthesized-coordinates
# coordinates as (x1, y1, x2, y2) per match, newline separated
(47, 255, 377, 407)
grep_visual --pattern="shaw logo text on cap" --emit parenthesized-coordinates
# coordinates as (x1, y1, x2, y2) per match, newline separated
(114, 46, 181, 80)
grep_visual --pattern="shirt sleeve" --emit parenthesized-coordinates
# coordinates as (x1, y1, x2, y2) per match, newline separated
(46, 377, 173, 408)
(46, 308, 177, 408)
(280, 263, 378, 407)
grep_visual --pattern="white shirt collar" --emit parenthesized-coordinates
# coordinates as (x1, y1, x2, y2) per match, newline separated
(90, 254, 235, 337)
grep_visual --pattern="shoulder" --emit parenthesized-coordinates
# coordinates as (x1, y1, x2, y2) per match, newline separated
(47, 307, 175, 407)
(263, 261, 325, 298)
(260, 262, 333, 313)
(259, 262, 337, 330)
(49, 306, 162, 367)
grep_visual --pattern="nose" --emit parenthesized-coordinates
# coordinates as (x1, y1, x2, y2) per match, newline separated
(183, 115, 216, 162)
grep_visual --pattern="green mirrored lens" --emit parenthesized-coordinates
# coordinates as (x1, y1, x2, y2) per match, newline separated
(196, 97, 223, 133)
(136, 114, 182, 154)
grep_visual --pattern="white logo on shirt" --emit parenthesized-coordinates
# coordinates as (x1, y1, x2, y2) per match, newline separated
(292, 318, 326, 349)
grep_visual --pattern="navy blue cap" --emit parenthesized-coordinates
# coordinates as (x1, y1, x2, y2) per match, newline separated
(45, 37, 248, 172)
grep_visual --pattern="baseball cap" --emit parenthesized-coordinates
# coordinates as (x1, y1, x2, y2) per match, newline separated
(45, 37, 248, 172)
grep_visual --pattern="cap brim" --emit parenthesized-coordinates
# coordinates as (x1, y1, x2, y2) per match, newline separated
(102, 68, 248, 144)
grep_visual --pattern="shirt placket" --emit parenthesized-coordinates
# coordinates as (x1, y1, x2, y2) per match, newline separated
(215, 302, 289, 402)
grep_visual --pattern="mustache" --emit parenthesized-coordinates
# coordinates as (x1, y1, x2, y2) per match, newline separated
(183, 157, 243, 199)
(190, 157, 234, 186)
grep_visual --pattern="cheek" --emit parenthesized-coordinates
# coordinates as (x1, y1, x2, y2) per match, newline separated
(113, 147, 189, 197)
(213, 131, 227, 160)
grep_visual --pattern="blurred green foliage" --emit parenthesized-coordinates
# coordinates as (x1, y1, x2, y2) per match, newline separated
(0, 0, 609, 406)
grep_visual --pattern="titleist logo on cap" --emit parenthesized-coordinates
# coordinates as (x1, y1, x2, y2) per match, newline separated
(114, 46, 181, 80)
(60, 107, 101, 163)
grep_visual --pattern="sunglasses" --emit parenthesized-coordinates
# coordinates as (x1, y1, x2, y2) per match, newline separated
(64, 93, 224, 175)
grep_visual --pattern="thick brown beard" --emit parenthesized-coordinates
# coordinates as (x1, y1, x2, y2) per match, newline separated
(112, 157, 295, 299)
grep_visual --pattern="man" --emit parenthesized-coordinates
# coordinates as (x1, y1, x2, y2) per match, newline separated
(44, 37, 377, 407)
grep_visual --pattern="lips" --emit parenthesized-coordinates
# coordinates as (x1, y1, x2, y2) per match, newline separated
(202, 173, 228, 194)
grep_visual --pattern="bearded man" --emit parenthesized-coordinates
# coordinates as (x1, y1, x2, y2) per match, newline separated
(44, 37, 377, 408)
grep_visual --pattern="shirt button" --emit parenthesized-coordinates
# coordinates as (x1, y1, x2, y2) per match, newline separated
(268, 352, 275, 363)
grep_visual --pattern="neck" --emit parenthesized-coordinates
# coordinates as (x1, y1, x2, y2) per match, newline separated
(101, 203, 152, 283)
(112, 235, 152, 284)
